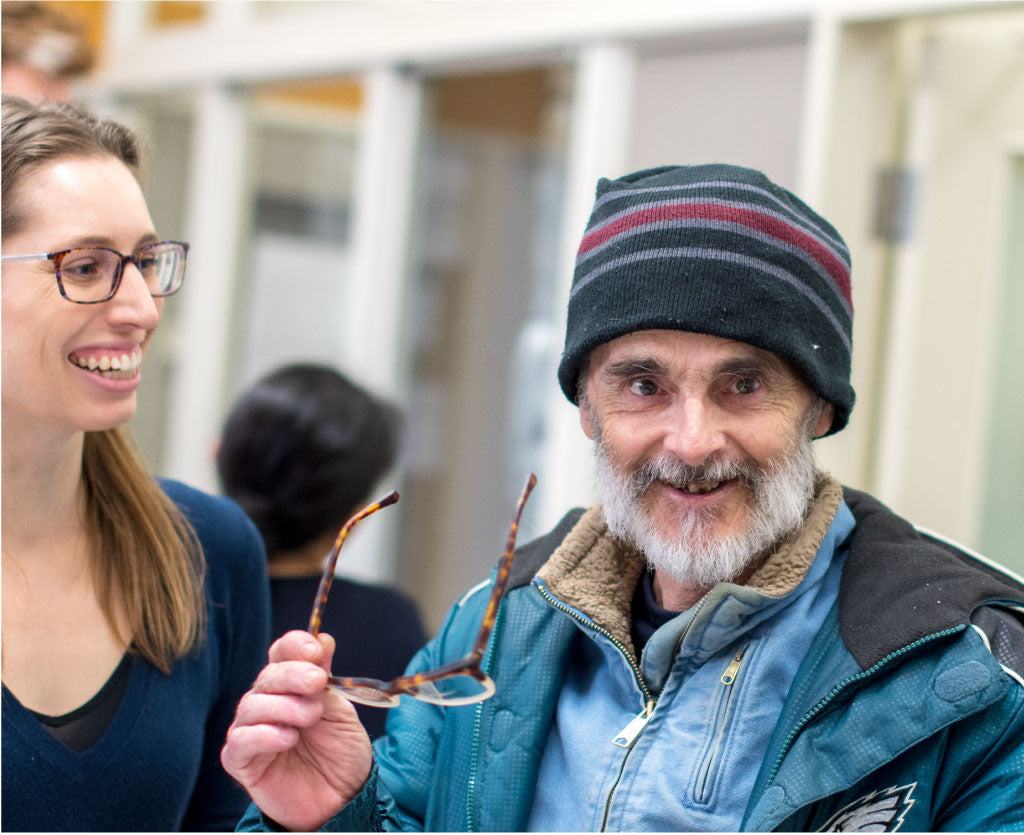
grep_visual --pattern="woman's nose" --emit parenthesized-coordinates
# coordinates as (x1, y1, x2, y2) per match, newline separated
(109, 262, 161, 328)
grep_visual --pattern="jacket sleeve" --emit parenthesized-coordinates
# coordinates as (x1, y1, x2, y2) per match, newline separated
(236, 766, 399, 832)
(356, 582, 494, 830)
(236, 579, 493, 833)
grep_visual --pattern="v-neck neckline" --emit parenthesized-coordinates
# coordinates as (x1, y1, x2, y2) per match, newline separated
(2, 655, 151, 770)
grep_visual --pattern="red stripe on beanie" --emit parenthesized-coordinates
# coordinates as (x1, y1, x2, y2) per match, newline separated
(578, 202, 852, 306)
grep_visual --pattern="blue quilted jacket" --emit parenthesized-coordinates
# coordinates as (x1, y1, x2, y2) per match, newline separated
(239, 488, 1024, 832)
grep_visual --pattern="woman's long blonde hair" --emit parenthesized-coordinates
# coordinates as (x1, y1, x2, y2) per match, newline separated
(2, 95, 205, 672)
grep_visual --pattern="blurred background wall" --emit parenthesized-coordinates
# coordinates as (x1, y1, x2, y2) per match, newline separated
(26, 0, 1023, 629)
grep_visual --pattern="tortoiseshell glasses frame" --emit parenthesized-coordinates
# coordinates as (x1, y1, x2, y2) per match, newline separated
(307, 472, 537, 707)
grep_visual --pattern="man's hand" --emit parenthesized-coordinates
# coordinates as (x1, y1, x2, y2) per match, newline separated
(221, 630, 373, 832)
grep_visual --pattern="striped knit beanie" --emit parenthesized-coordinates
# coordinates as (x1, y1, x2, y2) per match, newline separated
(558, 164, 855, 435)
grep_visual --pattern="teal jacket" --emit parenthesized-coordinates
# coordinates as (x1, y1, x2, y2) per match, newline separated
(239, 489, 1024, 832)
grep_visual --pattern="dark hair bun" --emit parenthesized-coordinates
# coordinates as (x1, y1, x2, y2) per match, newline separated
(216, 364, 401, 555)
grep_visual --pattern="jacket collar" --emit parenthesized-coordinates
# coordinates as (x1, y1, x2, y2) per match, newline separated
(530, 474, 844, 658)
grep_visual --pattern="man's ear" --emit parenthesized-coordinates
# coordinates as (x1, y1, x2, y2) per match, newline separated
(813, 402, 835, 438)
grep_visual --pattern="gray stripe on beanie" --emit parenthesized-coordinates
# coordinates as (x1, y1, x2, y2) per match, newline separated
(571, 246, 852, 355)
(580, 197, 851, 274)
(575, 217, 854, 318)
(590, 180, 850, 255)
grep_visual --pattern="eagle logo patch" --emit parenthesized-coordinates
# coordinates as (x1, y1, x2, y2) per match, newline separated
(817, 783, 917, 832)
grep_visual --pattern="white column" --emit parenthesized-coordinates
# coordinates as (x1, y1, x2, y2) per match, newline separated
(796, 8, 840, 206)
(537, 43, 636, 529)
(343, 67, 423, 397)
(872, 32, 936, 507)
(163, 84, 248, 492)
(337, 67, 423, 582)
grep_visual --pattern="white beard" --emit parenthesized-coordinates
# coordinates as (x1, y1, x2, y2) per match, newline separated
(593, 425, 818, 589)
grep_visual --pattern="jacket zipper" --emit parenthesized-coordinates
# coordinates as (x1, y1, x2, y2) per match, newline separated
(536, 580, 710, 832)
(761, 626, 964, 802)
(465, 600, 506, 832)
(534, 580, 654, 705)
(695, 646, 747, 802)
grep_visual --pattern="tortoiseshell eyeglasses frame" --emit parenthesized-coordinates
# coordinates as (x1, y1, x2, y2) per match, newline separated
(307, 472, 537, 707)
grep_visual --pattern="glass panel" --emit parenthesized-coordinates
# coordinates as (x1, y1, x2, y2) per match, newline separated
(979, 157, 1024, 574)
(224, 77, 362, 399)
(397, 66, 571, 628)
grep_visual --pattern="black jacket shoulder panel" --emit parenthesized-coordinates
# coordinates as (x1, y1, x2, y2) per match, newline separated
(840, 488, 1024, 669)
(506, 508, 586, 593)
(972, 605, 1024, 684)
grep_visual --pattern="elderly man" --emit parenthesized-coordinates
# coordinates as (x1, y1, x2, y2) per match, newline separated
(223, 165, 1024, 832)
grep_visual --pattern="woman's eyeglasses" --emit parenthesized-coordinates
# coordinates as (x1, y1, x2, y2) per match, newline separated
(1, 241, 188, 304)
(308, 473, 537, 707)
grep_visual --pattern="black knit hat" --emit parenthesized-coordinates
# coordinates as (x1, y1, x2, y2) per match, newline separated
(557, 164, 855, 435)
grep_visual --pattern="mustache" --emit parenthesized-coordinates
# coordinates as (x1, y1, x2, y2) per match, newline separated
(626, 452, 766, 498)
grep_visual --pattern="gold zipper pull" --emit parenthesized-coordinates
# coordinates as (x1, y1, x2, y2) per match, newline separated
(720, 648, 746, 685)
(613, 700, 654, 748)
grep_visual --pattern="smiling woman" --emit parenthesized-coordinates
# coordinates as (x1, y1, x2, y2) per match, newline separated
(0, 96, 270, 832)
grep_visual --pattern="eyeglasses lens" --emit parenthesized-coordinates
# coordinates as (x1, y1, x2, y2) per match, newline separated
(59, 248, 121, 302)
(328, 672, 492, 707)
(326, 679, 401, 707)
(58, 243, 186, 302)
(404, 674, 493, 706)
(144, 243, 186, 296)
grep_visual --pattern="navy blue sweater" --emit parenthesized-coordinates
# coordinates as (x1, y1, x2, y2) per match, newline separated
(2, 480, 271, 831)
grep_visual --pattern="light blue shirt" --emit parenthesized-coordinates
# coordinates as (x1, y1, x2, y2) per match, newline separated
(527, 501, 856, 832)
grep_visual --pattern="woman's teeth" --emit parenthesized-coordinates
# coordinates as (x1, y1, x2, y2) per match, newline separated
(70, 350, 142, 379)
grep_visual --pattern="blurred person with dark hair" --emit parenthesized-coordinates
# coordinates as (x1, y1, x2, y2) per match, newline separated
(216, 363, 426, 740)
(1, 2, 94, 102)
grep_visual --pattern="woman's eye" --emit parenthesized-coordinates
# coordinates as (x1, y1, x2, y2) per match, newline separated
(629, 378, 659, 396)
(730, 377, 760, 395)
(61, 259, 103, 280)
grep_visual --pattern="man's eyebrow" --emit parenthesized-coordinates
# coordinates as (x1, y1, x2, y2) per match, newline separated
(714, 353, 788, 381)
(600, 357, 671, 382)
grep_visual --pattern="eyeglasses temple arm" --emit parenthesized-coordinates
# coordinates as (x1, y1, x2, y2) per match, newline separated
(307, 490, 399, 636)
(469, 473, 537, 659)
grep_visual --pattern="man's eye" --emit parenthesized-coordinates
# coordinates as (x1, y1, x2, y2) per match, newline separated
(628, 378, 659, 396)
(730, 377, 760, 395)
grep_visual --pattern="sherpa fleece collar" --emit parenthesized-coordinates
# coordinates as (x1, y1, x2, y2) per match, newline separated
(534, 474, 844, 658)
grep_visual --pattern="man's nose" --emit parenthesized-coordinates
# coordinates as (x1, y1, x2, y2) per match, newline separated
(661, 397, 726, 467)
